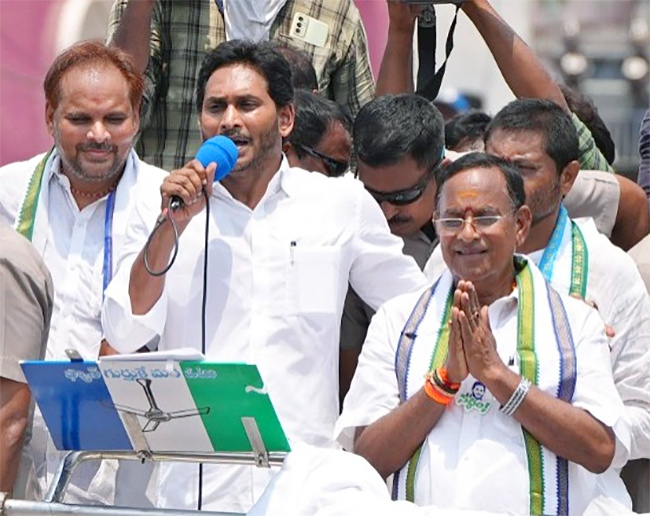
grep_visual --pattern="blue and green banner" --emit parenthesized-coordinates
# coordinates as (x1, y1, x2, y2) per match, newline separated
(21, 358, 290, 454)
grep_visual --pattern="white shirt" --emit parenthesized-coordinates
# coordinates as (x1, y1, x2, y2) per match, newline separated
(526, 217, 650, 461)
(336, 263, 631, 515)
(0, 149, 168, 360)
(0, 149, 168, 504)
(102, 157, 427, 512)
(424, 216, 650, 461)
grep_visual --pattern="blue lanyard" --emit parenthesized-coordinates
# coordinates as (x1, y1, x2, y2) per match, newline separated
(102, 189, 117, 300)
(538, 204, 568, 281)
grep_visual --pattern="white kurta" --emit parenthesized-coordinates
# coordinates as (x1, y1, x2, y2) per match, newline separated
(102, 157, 427, 512)
(337, 261, 631, 515)
(0, 149, 168, 360)
(527, 216, 650, 461)
(0, 149, 168, 504)
(424, 215, 650, 461)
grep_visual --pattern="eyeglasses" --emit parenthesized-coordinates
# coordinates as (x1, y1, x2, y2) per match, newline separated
(364, 167, 437, 206)
(433, 214, 506, 234)
(294, 143, 349, 177)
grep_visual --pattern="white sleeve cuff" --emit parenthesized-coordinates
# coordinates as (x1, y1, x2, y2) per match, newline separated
(101, 266, 168, 354)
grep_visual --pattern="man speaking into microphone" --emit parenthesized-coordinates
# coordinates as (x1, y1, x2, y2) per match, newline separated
(102, 40, 426, 513)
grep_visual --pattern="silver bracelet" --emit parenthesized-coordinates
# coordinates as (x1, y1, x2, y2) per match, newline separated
(500, 377, 532, 416)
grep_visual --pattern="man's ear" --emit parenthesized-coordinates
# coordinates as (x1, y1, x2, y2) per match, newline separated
(45, 103, 55, 137)
(278, 104, 295, 138)
(559, 160, 580, 197)
(515, 204, 533, 248)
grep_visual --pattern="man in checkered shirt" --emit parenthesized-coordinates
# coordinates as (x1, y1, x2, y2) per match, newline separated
(108, 0, 375, 171)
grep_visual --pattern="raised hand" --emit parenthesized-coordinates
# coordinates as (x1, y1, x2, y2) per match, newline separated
(160, 160, 217, 225)
(445, 286, 470, 384)
(386, 0, 423, 31)
(456, 280, 505, 384)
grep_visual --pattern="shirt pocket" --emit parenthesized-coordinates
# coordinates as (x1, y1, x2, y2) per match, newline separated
(289, 245, 341, 315)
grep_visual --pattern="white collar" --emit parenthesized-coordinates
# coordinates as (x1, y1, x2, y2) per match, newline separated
(24, 148, 140, 260)
(212, 153, 295, 205)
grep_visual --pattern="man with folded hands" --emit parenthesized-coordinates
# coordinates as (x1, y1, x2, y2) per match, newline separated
(336, 152, 632, 514)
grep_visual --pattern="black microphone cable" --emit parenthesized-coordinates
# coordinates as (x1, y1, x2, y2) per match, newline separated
(142, 194, 210, 353)
(142, 192, 211, 510)
(197, 189, 210, 511)
(143, 198, 180, 277)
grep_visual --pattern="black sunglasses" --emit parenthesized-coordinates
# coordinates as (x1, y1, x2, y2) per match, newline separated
(365, 164, 439, 206)
(294, 143, 349, 177)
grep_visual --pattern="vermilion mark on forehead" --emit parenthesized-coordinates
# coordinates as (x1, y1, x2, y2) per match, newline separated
(453, 190, 479, 215)
(458, 190, 479, 199)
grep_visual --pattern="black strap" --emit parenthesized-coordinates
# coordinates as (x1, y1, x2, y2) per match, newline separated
(416, 4, 461, 101)
(416, 5, 437, 91)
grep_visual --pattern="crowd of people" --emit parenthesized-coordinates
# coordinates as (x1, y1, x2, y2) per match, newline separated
(0, 0, 649, 514)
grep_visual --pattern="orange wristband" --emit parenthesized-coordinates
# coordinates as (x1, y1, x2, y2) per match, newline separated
(426, 368, 460, 396)
(424, 377, 454, 405)
(437, 367, 461, 391)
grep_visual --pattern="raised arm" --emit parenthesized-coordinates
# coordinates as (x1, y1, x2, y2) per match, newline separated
(462, 0, 568, 110)
(107, 0, 156, 75)
(375, 1, 420, 95)
(129, 160, 215, 315)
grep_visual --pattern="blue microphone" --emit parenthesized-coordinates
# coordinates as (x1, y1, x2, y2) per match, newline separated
(170, 135, 239, 210)
(195, 135, 239, 179)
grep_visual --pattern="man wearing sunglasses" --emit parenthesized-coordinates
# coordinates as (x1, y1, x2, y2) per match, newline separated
(340, 94, 448, 400)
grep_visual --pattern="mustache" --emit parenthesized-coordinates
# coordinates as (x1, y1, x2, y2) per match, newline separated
(79, 142, 116, 152)
(219, 130, 250, 143)
(388, 215, 411, 225)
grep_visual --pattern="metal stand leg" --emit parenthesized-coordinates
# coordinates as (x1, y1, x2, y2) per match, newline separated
(44, 450, 88, 503)
(242, 417, 270, 468)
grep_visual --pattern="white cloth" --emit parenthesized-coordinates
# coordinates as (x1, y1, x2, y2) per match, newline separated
(337, 260, 631, 515)
(525, 216, 650, 461)
(102, 157, 427, 512)
(250, 443, 498, 516)
(0, 149, 168, 504)
(251, 444, 636, 516)
(564, 170, 620, 238)
(424, 215, 650, 461)
(223, 0, 289, 42)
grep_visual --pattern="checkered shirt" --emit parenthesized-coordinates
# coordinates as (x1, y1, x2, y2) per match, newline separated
(572, 112, 615, 173)
(108, 0, 375, 170)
